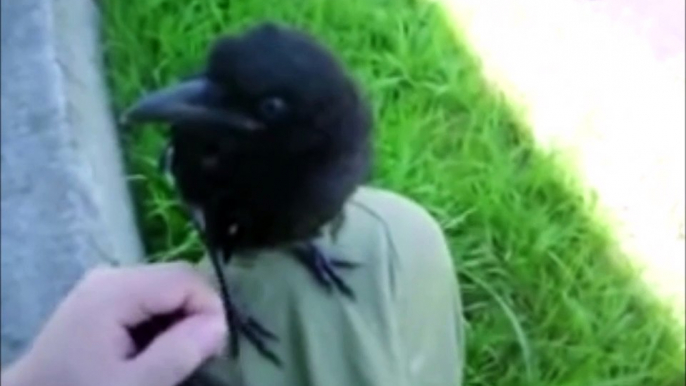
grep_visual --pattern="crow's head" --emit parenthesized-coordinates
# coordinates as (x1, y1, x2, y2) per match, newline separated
(122, 23, 371, 154)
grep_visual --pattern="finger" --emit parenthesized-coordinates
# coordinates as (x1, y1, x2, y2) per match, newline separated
(87, 262, 224, 326)
(126, 314, 227, 386)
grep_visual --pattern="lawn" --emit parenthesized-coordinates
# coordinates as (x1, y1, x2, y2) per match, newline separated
(103, 0, 685, 385)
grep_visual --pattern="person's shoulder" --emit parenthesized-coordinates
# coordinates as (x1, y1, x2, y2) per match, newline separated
(341, 187, 456, 309)
(341, 187, 452, 273)
(346, 186, 444, 241)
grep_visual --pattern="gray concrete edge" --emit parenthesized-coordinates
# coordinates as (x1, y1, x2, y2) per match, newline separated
(53, 0, 144, 266)
(1, 0, 144, 366)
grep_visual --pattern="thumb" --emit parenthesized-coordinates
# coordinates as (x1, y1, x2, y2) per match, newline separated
(127, 314, 227, 386)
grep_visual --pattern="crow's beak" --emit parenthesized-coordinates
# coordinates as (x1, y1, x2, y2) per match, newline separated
(120, 78, 262, 131)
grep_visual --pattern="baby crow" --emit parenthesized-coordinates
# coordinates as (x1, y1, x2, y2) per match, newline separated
(121, 23, 373, 366)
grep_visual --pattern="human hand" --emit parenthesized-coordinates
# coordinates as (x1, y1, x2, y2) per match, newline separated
(2, 262, 227, 386)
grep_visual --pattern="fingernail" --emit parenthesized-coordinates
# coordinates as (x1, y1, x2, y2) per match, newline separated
(194, 317, 227, 357)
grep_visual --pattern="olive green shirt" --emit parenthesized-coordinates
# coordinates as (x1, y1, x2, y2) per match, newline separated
(187, 187, 464, 386)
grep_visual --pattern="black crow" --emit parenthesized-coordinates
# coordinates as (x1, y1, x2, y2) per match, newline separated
(121, 23, 373, 366)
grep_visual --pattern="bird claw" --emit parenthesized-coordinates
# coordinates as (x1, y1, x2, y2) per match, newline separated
(209, 247, 281, 368)
(227, 304, 282, 367)
(292, 244, 358, 300)
(330, 259, 361, 270)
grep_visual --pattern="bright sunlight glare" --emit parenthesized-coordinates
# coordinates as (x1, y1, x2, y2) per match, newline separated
(434, 0, 685, 322)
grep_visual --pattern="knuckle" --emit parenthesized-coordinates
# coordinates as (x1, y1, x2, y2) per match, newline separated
(166, 261, 197, 276)
(81, 265, 117, 287)
(168, 261, 204, 284)
(69, 266, 120, 306)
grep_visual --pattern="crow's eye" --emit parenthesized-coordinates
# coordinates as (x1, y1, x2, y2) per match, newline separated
(258, 97, 289, 121)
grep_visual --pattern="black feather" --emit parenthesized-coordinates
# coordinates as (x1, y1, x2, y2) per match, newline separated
(170, 24, 372, 249)
(124, 22, 373, 366)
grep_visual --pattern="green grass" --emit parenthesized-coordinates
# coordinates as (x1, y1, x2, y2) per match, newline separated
(102, 0, 685, 385)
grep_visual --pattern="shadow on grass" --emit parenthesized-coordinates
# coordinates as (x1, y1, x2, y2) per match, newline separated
(103, 0, 685, 385)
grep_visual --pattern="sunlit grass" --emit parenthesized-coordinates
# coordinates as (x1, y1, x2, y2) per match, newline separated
(103, 0, 685, 385)
(437, 0, 686, 324)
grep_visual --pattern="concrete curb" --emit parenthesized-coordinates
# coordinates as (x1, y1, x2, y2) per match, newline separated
(1, 0, 144, 365)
